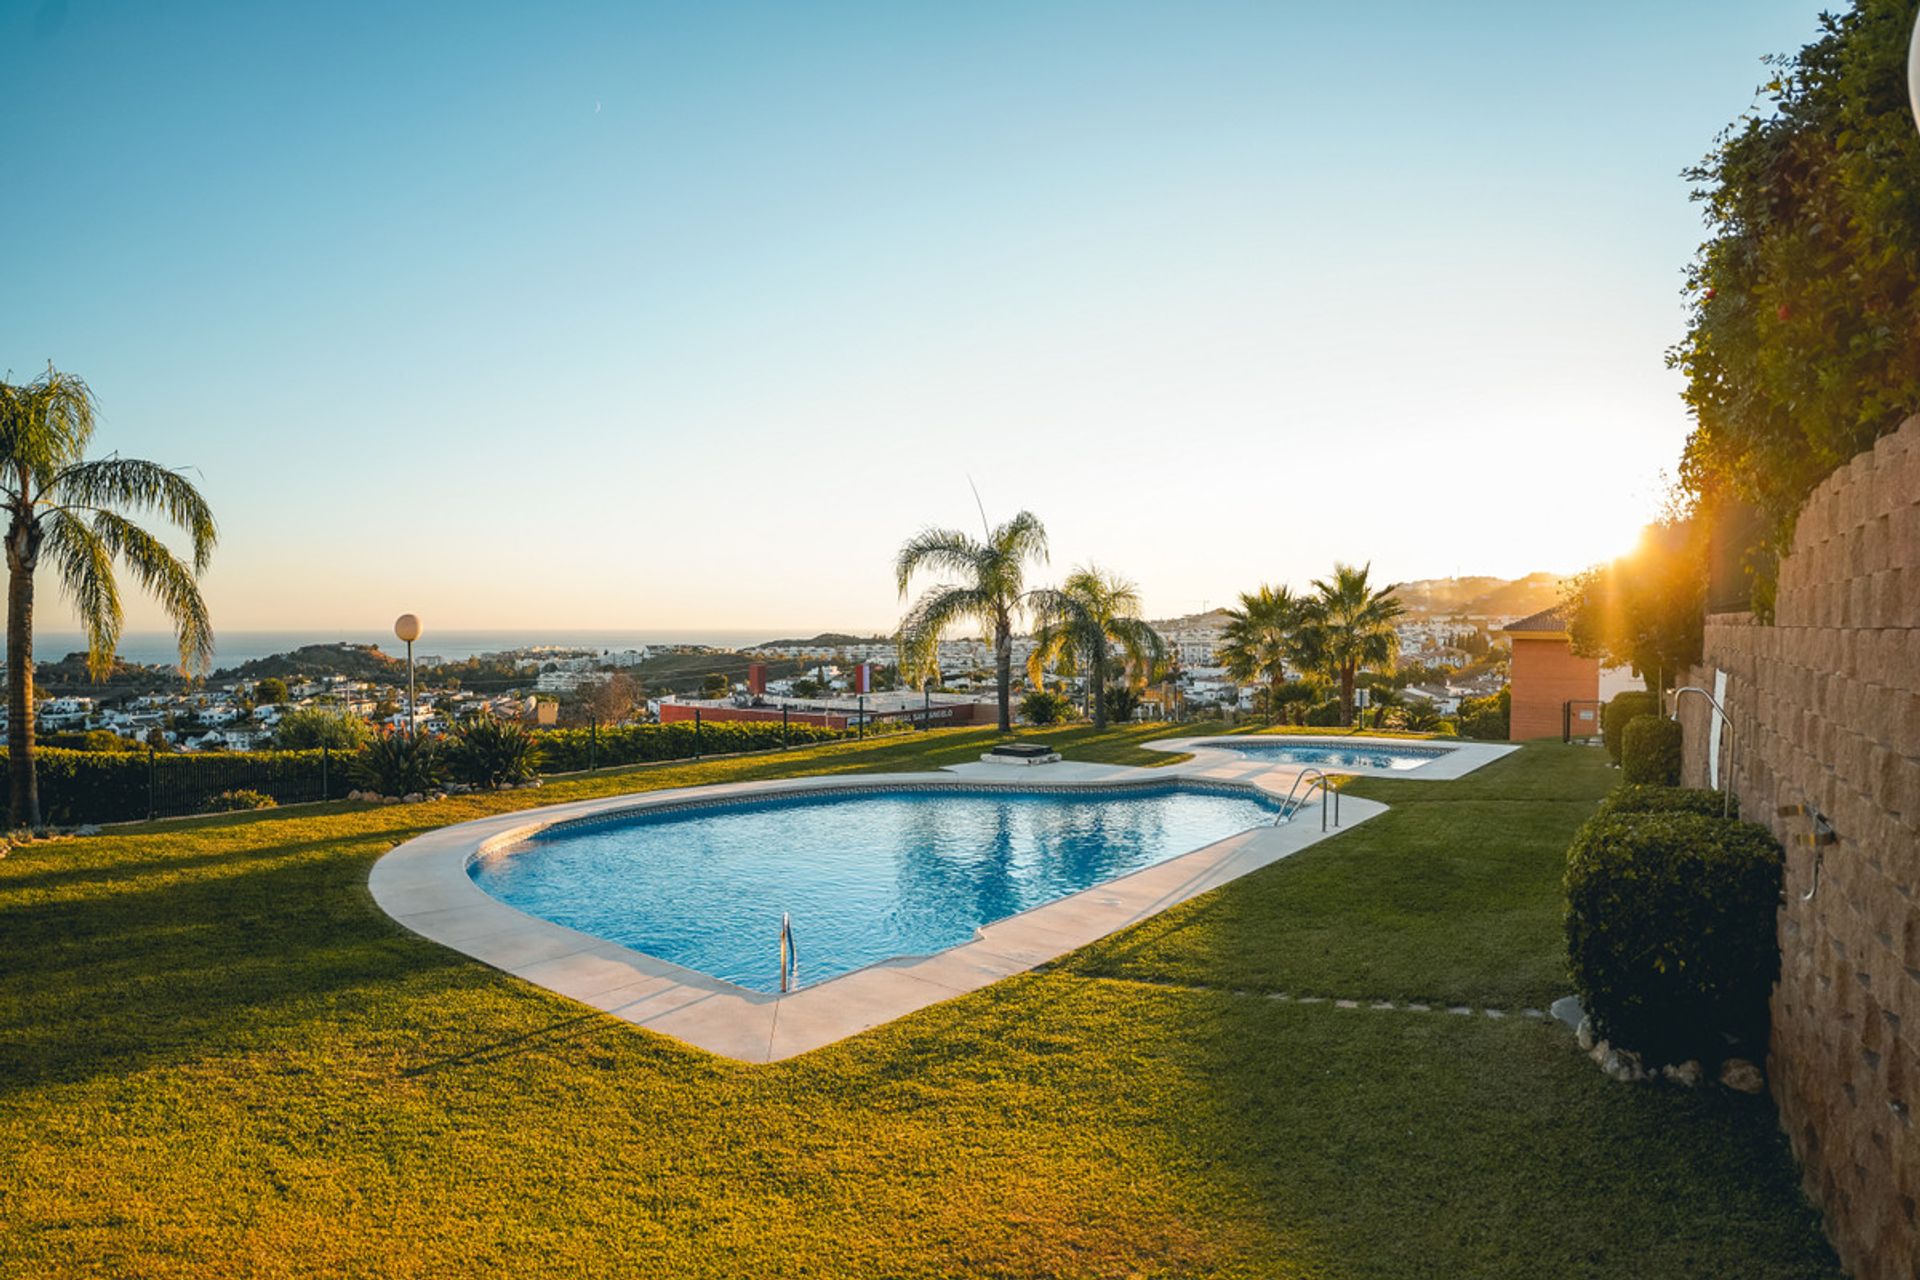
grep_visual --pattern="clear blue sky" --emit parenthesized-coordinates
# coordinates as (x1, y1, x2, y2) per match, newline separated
(3, 0, 1824, 634)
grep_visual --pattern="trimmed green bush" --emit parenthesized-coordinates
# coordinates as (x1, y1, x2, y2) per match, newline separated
(1565, 810, 1784, 1064)
(1302, 700, 1344, 727)
(1598, 784, 1735, 820)
(533, 720, 848, 772)
(1602, 691, 1659, 764)
(1, 746, 348, 825)
(1621, 715, 1682, 786)
(1456, 688, 1510, 740)
(204, 789, 276, 812)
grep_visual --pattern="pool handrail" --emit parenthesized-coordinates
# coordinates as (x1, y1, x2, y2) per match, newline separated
(1275, 768, 1340, 831)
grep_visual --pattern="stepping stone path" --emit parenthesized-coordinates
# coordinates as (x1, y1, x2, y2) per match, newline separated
(1106, 976, 1548, 1023)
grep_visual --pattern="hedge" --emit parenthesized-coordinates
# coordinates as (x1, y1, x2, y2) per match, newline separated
(8, 718, 897, 825)
(1598, 785, 1735, 820)
(1456, 688, 1510, 741)
(3, 746, 348, 826)
(1602, 691, 1659, 764)
(532, 720, 854, 772)
(1564, 810, 1784, 1064)
(1621, 716, 1683, 786)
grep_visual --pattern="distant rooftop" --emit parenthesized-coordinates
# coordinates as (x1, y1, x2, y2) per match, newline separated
(1501, 606, 1570, 634)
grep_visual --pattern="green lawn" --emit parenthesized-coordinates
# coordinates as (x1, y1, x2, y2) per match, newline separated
(1061, 743, 1614, 1009)
(0, 728, 1839, 1278)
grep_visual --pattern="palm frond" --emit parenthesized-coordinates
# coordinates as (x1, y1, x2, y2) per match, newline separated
(85, 509, 215, 674)
(50, 456, 219, 572)
(991, 510, 1049, 570)
(896, 584, 993, 682)
(0, 366, 96, 498)
(43, 511, 123, 680)
(894, 526, 985, 597)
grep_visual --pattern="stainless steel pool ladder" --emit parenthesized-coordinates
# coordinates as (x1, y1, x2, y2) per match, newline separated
(779, 912, 797, 994)
(1275, 768, 1340, 832)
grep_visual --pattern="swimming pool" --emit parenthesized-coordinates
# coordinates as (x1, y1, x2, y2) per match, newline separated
(1195, 739, 1455, 771)
(470, 783, 1278, 993)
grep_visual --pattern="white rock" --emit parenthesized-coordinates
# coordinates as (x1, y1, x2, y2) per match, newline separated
(1662, 1061, 1704, 1087)
(403, 792, 424, 804)
(1576, 1016, 1596, 1052)
(74, 824, 100, 837)
(1602, 1047, 1645, 1083)
(1719, 1058, 1765, 1093)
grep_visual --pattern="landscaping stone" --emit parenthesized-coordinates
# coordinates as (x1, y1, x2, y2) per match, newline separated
(1719, 1059, 1765, 1094)
(1601, 1046, 1646, 1083)
(1662, 1061, 1704, 1088)
(1577, 1016, 1596, 1052)
(1550, 994, 1584, 1032)
(74, 824, 100, 837)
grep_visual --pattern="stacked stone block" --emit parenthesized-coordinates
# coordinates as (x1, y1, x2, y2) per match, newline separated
(1679, 415, 1920, 1279)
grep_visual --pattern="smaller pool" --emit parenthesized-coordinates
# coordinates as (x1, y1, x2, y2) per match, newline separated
(1197, 739, 1453, 772)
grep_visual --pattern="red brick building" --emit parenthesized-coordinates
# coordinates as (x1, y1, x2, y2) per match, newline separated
(1501, 607, 1600, 741)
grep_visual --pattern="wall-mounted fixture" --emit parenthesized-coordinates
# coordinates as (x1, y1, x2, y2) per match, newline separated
(1778, 803, 1837, 902)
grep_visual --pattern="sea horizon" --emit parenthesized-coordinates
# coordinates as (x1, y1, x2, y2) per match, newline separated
(34, 628, 893, 670)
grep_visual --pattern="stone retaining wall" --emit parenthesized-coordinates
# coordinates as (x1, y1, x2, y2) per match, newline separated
(1678, 414, 1920, 1279)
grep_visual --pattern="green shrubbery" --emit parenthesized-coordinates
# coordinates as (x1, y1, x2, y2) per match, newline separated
(1598, 784, 1735, 820)
(1565, 810, 1784, 1064)
(534, 720, 847, 772)
(15, 718, 863, 825)
(350, 734, 445, 797)
(7, 746, 348, 825)
(1302, 700, 1344, 727)
(449, 716, 543, 789)
(1456, 688, 1510, 740)
(204, 789, 276, 812)
(1020, 690, 1073, 726)
(1621, 716, 1683, 786)
(274, 707, 374, 750)
(1602, 691, 1659, 764)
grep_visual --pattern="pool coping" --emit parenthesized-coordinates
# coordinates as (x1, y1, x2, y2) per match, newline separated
(1144, 734, 1517, 780)
(368, 737, 1510, 1064)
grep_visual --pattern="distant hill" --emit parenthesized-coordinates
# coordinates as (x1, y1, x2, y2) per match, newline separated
(213, 643, 404, 682)
(1390, 573, 1565, 619)
(1150, 609, 1234, 631)
(750, 633, 892, 650)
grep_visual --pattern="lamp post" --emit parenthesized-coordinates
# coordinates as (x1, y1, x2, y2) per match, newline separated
(1909, 8, 1920, 136)
(394, 614, 422, 738)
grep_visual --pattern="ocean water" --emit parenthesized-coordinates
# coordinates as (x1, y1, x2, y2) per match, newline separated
(35, 628, 841, 669)
(470, 783, 1279, 993)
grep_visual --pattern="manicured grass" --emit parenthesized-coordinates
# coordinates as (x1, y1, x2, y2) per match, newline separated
(1062, 744, 1614, 1009)
(0, 729, 1838, 1277)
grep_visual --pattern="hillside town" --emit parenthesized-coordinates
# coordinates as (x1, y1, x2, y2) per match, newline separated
(16, 579, 1539, 752)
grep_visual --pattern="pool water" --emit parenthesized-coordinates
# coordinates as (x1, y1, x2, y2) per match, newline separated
(1198, 739, 1453, 771)
(471, 784, 1277, 993)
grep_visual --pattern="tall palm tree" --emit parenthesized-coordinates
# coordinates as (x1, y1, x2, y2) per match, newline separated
(1215, 585, 1305, 722)
(0, 367, 216, 827)
(1025, 566, 1166, 730)
(1303, 563, 1403, 727)
(895, 511, 1048, 733)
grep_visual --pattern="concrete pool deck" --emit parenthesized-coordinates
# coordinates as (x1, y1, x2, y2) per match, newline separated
(368, 735, 1510, 1064)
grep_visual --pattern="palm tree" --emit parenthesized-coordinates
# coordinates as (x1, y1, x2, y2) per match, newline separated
(1303, 563, 1403, 727)
(1025, 566, 1166, 730)
(896, 511, 1048, 733)
(1216, 585, 1306, 721)
(0, 366, 216, 827)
